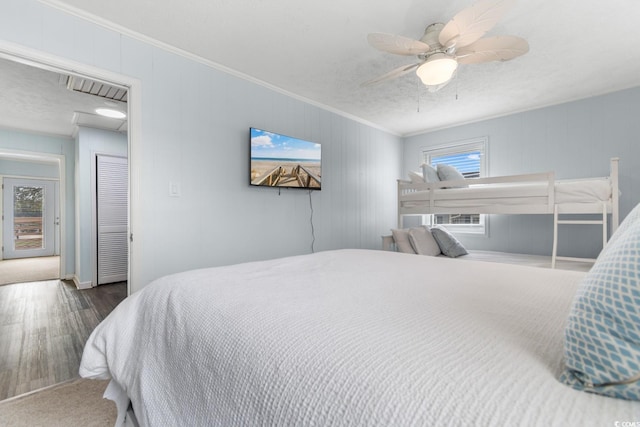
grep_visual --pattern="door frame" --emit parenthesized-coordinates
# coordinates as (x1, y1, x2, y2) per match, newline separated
(2, 176, 58, 259)
(0, 152, 65, 275)
(0, 40, 142, 296)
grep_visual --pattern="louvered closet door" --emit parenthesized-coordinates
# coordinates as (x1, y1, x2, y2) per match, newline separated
(97, 155, 128, 285)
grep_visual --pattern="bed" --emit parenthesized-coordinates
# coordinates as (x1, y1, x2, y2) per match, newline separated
(80, 244, 640, 425)
(398, 158, 620, 266)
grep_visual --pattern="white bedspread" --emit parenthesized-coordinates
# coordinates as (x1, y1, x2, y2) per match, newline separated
(80, 249, 639, 426)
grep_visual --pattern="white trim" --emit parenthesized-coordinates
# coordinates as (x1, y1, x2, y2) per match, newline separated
(59, 156, 65, 268)
(39, 0, 399, 137)
(0, 150, 61, 164)
(128, 73, 142, 297)
(0, 174, 58, 181)
(0, 39, 140, 296)
(90, 152, 97, 288)
(72, 274, 92, 290)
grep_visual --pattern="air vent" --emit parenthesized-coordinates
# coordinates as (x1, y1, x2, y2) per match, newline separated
(64, 75, 128, 102)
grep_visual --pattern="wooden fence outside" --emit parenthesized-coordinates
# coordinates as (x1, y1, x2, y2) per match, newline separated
(13, 217, 43, 249)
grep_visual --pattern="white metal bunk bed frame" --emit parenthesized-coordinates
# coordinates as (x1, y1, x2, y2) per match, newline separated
(396, 158, 620, 267)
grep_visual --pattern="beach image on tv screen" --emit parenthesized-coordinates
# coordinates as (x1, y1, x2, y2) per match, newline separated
(250, 128, 321, 189)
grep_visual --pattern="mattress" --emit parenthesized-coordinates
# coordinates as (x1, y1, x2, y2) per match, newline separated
(448, 250, 594, 272)
(400, 177, 612, 208)
(80, 249, 639, 426)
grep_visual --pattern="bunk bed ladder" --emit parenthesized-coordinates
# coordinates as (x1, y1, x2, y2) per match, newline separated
(551, 203, 608, 268)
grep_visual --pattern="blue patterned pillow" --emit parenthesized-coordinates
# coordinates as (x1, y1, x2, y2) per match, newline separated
(560, 217, 640, 400)
(598, 202, 640, 261)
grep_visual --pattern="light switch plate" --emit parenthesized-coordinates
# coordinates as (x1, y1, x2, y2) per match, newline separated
(169, 181, 181, 197)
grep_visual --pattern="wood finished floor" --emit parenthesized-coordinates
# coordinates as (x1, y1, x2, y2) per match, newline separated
(0, 280, 126, 401)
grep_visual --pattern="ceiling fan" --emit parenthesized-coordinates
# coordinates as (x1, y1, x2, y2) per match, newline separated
(363, 0, 529, 91)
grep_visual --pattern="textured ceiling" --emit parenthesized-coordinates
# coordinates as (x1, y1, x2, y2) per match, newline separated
(0, 57, 127, 137)
(13, 0, 640, 136)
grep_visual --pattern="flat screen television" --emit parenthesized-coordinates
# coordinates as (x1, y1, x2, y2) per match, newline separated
(250, 127, 321, 190)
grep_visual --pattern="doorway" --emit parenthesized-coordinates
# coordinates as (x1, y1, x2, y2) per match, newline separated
(0, 35, 140, 401)
(0, 41, 140, 294)
(2, 177, 58, 259)
(0, 152, 65, 285)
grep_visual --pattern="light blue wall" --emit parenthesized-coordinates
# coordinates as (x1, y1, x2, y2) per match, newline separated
(0, 159, 59, 178)
(403, 87, 640, 258)
(0, 1, 402, 291)
(0, 129, 75, 272)
(75, 127, 127, 285)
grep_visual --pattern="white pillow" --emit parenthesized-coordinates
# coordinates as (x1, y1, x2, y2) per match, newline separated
(436, 164, 467, 188)
(408, 227, 441, 256)
(421, 163, 440, 183)
(391, 229, 416, 254)
(407, 171, 425, 184)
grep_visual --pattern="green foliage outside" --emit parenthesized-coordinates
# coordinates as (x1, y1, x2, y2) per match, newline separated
(14, 186, 43, 217)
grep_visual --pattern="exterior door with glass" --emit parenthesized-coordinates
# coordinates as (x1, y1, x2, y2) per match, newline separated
(2, 178, 56, 259)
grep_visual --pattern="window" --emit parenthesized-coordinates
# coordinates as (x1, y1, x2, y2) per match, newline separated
(422, 137, 488, 235)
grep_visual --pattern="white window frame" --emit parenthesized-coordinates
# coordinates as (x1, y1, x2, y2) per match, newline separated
(421, 137, 489, 235)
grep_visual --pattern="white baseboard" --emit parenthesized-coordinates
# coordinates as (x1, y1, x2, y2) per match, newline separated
(72, 275, 93, 289)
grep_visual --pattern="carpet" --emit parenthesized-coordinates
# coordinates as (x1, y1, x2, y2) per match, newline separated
(0, 256, 59, 286)
(0, 378, 117, 427)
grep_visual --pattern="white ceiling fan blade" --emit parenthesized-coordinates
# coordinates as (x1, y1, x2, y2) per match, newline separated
(361, 62, 422, 86)
(438, 0, 516, 49)
(455, 35, 529, 64)
(367, 33, 431, 56)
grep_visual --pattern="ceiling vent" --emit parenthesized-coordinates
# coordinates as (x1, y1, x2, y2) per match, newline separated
(63, 75, 128, 102)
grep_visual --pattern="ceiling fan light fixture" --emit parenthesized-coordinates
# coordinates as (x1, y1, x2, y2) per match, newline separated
(95, 108, 126, 119)
(416, 53, 458, 86)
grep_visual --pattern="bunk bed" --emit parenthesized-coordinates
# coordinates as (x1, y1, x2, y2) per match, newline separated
(396, 158, 620, 267)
